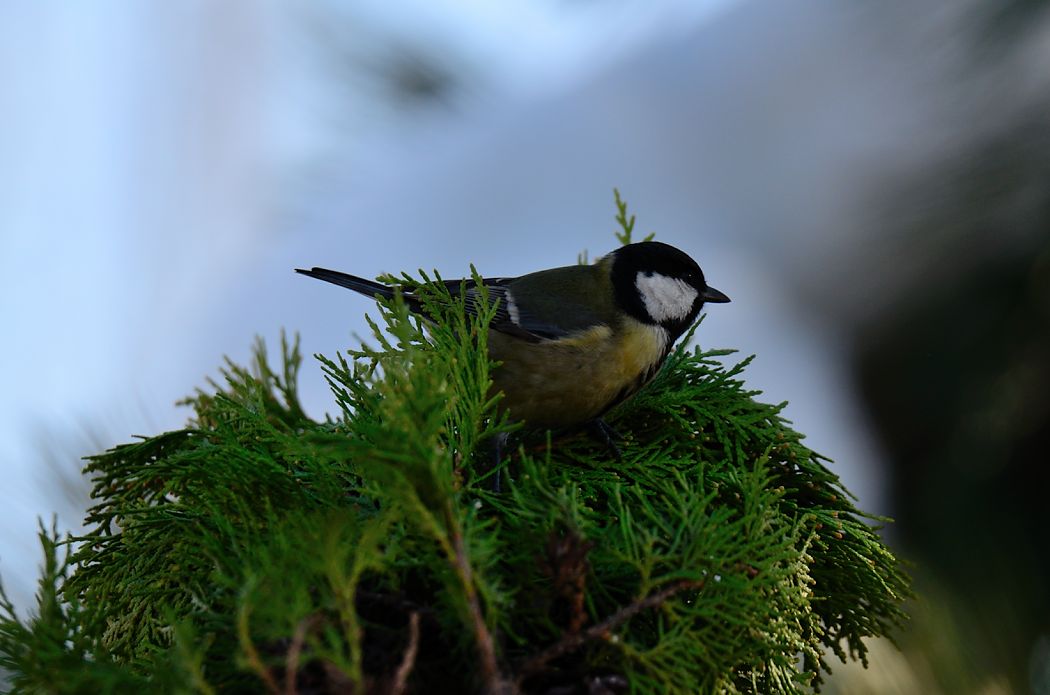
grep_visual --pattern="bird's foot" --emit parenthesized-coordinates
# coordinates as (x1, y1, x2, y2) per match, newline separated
(485, 431, 511, 493)
(587, 418, 623, 461)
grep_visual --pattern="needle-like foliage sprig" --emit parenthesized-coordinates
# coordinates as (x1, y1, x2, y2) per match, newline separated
(0, 197, 909, 694)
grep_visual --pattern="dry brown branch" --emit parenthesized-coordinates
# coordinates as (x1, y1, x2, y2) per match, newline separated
(449, 520, 503, 692)
(390, 611, 421, 695)
(542, 528, 595, 635)
(284, 613, 321, 695)
(237, 603, 280, 695)
(516, 578, 706, 684)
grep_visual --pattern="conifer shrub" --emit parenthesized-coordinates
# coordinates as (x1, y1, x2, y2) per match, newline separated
(0, 199, 910, 694)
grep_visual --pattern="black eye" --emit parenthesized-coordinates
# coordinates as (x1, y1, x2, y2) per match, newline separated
(644, 271, 653, 278)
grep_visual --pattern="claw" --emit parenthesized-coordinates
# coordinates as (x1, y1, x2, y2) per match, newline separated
(488, 431, 511, 493)
(588, 418, 623, 461)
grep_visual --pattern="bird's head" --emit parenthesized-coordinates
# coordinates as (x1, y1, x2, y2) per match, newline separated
(608, 241, 730, 338)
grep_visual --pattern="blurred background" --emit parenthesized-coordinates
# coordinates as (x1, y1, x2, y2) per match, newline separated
(1, 1, 1048, 692)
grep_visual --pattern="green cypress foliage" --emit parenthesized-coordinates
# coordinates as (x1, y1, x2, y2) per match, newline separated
(0, 198, 910, 694)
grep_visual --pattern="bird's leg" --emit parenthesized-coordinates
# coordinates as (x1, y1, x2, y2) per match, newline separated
(587, 418, 623, 461)
(485, 431, 511, 493)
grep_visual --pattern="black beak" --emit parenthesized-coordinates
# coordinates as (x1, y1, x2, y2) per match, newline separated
(701, 285, 731, 303)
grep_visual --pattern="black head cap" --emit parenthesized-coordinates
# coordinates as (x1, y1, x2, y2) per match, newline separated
(609, 241, 730, 337)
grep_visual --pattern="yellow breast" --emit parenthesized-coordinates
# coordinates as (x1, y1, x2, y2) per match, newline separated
(487, 318, 669, 428)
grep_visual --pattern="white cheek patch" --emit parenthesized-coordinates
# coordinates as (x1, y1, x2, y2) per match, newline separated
(635, 272, 699, 322)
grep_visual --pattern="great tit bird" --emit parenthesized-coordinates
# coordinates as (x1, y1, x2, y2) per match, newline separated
(296, 241, 729, 433)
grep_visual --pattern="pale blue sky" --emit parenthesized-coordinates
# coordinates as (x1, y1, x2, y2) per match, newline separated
(3, 0, 1047, 617)
(0, 0, 743, 612)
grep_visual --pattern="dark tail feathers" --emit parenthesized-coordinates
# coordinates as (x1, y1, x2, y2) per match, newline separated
(294, 267, 396, 299)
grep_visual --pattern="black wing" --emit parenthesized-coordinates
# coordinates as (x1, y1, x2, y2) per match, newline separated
(440, 278, 578, 343)
(458, 282, 567, 343)
(296, 267, 599, 343)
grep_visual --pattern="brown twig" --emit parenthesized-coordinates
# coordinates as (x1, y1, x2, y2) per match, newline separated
(284, 614, 321, 695)
(237, 602, 281, 695)
(516, 578, 706, 683)
(449, 520, 504, 693)
(390, 611, 421, 695)
(542, 529, 595, 635)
